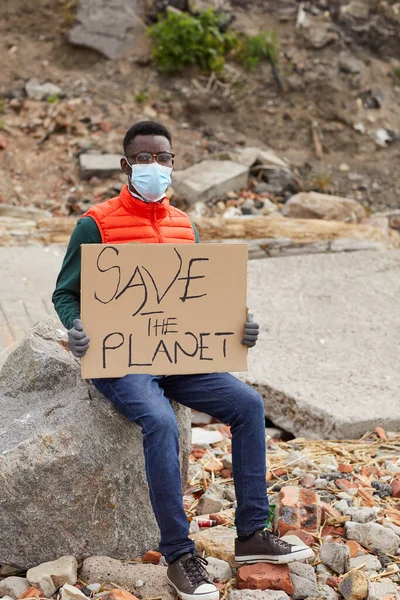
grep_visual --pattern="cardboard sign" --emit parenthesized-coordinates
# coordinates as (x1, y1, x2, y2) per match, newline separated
(81, 243, 248, 378)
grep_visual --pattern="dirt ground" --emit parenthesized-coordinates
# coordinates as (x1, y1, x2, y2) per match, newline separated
(0, 0, 399, 216)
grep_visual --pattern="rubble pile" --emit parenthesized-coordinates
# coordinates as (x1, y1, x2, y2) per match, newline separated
(2, 423, 400, 599)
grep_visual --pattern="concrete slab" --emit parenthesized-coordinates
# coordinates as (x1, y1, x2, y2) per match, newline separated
(1, 245, 400, 439)
(244, 250, 400, 439)
(0, 246, 64, 364)
(173, 160, 249, 204)
(79, 154, 122, 179)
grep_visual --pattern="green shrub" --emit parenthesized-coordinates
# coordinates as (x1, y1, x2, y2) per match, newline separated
(395, 67, 400, 78)
(236, 31, 279, 72)
(136, 91, 149, 103)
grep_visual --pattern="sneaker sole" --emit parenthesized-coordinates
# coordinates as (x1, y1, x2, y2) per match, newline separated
(235, 547, 314, 565)
(166, 576, 220, 600)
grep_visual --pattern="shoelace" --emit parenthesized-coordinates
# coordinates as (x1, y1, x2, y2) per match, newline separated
(182, 555, 209, 585)
(261, 528, 292, 550)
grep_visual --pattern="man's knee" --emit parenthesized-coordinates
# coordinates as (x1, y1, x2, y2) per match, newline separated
(241, 386, 265, 421)
(144, 407, 179, 438)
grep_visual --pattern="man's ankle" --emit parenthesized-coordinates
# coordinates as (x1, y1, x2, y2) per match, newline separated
(237, 532, 257, 542)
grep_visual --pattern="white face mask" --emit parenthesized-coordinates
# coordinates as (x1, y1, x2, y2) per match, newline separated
(126, 160, 172, 203)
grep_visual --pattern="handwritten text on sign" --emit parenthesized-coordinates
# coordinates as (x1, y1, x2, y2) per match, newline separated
(81, 243, 248, 378)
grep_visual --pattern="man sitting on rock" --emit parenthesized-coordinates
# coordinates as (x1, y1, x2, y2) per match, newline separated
(53, 120, 313, 600)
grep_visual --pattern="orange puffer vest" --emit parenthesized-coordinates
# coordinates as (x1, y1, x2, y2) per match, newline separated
(83, 184, 195, 244)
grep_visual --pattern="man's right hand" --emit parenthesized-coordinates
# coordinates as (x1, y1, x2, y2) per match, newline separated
(68, 319, 90, 357)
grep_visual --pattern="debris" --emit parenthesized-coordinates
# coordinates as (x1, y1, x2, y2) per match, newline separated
(191, 427, 225, 445)
(340, 2, 370, 20)
(282, 192, 366, 223)
(0, 578, 30, 599)
(344, 508, 377, 523)
(339, 53, 362, 74)
(228, 147, 289, 169)
(79, 154, 122, 180)
(68, 0, 145, 60)
(349, 554, 382, 572)
(143, 551, 162, 564)
(237, 563, 295, 594)
(196, 483, 229, 515)
(288, 562, 318, 600)
(345, 522, 400, 555)
(337, 569, 368, 600)
(26, 556, 78, 597)
(320, 542, 350, 575)
(205, 556, 233, 582)
(191, 525, 237, 566)
(367, 580, 400, 600)
(173, 160, 249, 204)
(60, 583, 88, 600)
(276, 486, 322, 535)
(228, 591, 290, 600)
(25, 79, 62, 101)
(391, 477, 400, 498)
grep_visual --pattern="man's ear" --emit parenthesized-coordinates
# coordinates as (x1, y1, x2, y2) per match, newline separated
(121, 157, 130, 176)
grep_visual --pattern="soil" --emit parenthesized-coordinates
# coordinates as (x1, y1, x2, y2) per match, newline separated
(0, 0, 399, 216)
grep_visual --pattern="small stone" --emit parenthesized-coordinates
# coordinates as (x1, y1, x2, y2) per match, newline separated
(349, 554, 382, 572)
(300, 474, 316, 488)
(319, 542, 350, 575)
(99, 121, 112, 132)
(282, 192, 366, 223)
(237, 563, 295, 595)
(191, 428, 224, 445)
(102, 591, 140, 600)
(0, 578, 30, 599)
(287, 530, 314, 547)
(367, 580, 400, 600)
(316, 564, 333, 585)
(79, 154, 122, 180)
(288, 562, 318, 600)
(335, 500, 351, 514)
(25, 78, 62, 101)
(338, 463, 353, 473)
(17, 587, 45, 599)
(316, 478, 329, 489)
(345, 522, 400, 555)
(27, 556, 78, 597)
(143, 551, 162, 564)
(345, 508, 377, 523)
(339, 163, 351, 172)
(196, 483, 228, 515)
(339, 54, 362, 74)
(338, 570, 368, 600)
(318, 582, 340, 600)
(206, 557, 232, 582)
(60, 583, 87, 600)
(228, 590, 290, 600)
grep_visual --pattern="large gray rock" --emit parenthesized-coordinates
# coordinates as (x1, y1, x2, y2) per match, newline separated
(288, 562, 318, 600)
(282, 192, 366, 223)
(68, 0, 145, 59)
(0, 318, 191, 568)
(173, 160, 249, 204)
(345, 522, 400, 555)
(244, 250, 400, 438)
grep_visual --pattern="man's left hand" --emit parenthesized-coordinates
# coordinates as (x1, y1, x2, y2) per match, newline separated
(241, 313, 260, 348)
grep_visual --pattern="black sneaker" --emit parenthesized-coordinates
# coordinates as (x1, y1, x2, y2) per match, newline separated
(235, 528, 314, 565)
(166, 553, 220, 600)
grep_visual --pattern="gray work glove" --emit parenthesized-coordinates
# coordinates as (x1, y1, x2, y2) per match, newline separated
(241, 313, 260, 348)
(68, 319, 90, 357)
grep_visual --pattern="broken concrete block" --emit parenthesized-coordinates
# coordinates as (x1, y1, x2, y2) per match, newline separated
(319, 542, 350, 574)
(228, 591, 290, 600)
(68, 0, 145, 60)
(0, 577, 30, 599)
(345, 522, 400, 555)
(26, 556, 78, 597)
(60, 583, 88, 600)
(191, 525, 236, 566)
(349, 554, 382, 572)
(229, 147, 289, 169)
(368, 580, 400, 600)
(288, 562, 318, 600)
(196, 483, 229, 515)
(338, 569, 368, 600)
(206, 556, 232, 582)
(344, 507, 377, 523)
(173, 160, 249, 204)
(79, 153, 122, 179)
(25, 79, 62, 101)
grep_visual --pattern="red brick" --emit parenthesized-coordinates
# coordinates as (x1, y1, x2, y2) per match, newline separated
(375, 426, 387, 439)
(391, 477, 400, 498)
(322, 525, 346, 538)
(18, 589, 45, 600)
(191, 448, 207, 459)
(0, 135, 7, 150)
(326, 576, 342, 588)
(272, 468, 287, 478)
(143, 550, 162, 564)
(346, 540, 366, 558)
(321, 502, 342, 520)
(99, 120, 112, 132)
(221, 469, 232, 479)
(102, 591, 140, 600)
(335, 479, 358, 492)
(277, 486, 321, 535)
(360, 466, 379, 477)
(289, 529, 315, 547)
(237, 563, 295, 595)
(339, 463, 353, 473)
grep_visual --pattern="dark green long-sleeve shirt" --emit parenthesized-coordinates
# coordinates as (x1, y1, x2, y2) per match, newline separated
(52, 216, 200, 331)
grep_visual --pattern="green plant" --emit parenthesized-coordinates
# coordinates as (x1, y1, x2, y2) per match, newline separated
(395, 67, 400, 78)
(265, 504, 276, 530)
(136, 91, 149, 103)
(0, 99, 4, 114)
(47, 94, 59, 104)
(148, 9, 237, 74)
(62, 0, 78, 26)
(236, 30, 279, 72)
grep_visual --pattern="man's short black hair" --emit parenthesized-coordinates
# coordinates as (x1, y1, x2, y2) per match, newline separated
(123, 121, 172, 154)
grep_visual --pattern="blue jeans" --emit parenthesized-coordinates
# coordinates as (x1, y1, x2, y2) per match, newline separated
(92, 372, 269, 563)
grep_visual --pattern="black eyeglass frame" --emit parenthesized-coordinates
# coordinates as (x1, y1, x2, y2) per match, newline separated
(126, 152, 175, 165)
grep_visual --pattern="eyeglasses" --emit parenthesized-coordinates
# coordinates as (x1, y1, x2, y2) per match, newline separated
(127, 152, 175, 167)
